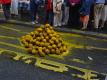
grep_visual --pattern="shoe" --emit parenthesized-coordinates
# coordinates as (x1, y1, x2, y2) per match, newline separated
(35, 21, 38, 24)
(54, 25, 57, 28)
(81, 27, 87, 30)
(31, 22, 35, 25)
(58, 24, 61, 27)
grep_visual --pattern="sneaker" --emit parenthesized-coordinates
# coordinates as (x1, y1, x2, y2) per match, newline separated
(58, 24, 61, 27)
(35, 21, 38, 24)
(31, 22, 35, 25)
(54, 25, 57, 27)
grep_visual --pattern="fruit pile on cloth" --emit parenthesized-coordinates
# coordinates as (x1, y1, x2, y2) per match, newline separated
(21, 24, 68, 56)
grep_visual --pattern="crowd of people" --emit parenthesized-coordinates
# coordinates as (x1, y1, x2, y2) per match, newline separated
(0, 0, 107, 30)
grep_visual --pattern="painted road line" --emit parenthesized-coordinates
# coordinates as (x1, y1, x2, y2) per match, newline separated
(1, 24, 107, 43)
(60, 32, 107, 43)
(0, 25, 27, 34)
(0, 39, 107, 55)
(0, 41, 25, 50)
(0, 48, 106, 80)
(86, 46, 107, 51)
(0, 35, 19, 40)
(0, 47, 86, 65)
(86, 36, 107, 42)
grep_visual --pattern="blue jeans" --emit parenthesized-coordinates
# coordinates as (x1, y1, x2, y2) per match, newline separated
(2, 3, 11, 20)
(45, 10, 53, 25)
(30, 0, 38, 22)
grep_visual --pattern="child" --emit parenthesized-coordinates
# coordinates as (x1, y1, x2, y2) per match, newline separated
(53, 0, 63, 27)
(79, 0, 93, 30)
(0, 0, 11, 20)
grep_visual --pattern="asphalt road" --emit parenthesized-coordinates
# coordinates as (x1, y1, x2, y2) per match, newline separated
(0, 23, 107, 80)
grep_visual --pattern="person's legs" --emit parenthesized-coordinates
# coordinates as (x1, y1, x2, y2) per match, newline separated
(68, 5, 72, 26)
(73, 4, 81, 27)
(62, 7, 65, 25)
(90, 4, 94, 21)
(34, 6, 38, 23)
(94, 4, 104, 28)
(64, 7, 69, 25)
(100, 5, 107, 28)
(45, 10, 49, 24)
(30, 1, 37, 23)
(94, 4, 100, 28)
(53, 13, 57, 27)
(70, 6, 75, 26)
(49, 10, 53, 25)
(58, 12, 62, 26)
(80, 15, 89, 30)
(83, 16, 89, 29)
(2, 3, 11, 20)
(68, 4, 81, 27)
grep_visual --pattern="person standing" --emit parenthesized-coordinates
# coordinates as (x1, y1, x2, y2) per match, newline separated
(11, 0, 18, 16)
(45, 0, 53, 25)
(79, 0, 93, 30)
(62, 0, 69, 26)
(94, 0, 105, 29)
(0, 0, 11, 20)
(100, 0, 107, 28)
(53, 0, 63, 27)
(68, 0, 81, 27)
(30, 0, 40, 24)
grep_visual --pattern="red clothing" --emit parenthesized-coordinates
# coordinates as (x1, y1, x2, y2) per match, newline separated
(0, 0, 11, 4)
(47, 0, 52, 11)
(69, 0, 81, 4)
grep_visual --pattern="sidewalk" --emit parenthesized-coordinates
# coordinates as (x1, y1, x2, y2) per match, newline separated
(0, 10, 107, 39)
(0, 18, 107, 40)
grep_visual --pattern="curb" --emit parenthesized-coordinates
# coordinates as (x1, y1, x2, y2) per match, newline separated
(0, 19, 107, 40)
(55, 28, 107, 40)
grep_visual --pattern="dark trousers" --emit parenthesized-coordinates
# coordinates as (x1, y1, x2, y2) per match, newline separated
(45, 10, 53, 25)
(2, 3, 11, 20)
(30, 1, 38, 22)
(68, 4, 81, 27)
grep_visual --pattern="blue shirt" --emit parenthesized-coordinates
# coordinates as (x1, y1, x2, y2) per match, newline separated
(95, 0, 105, 4)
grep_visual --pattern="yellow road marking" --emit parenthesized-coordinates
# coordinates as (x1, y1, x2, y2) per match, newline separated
(87, 36, 107, 42)
(60, 32, 82, 38)
(86, 46, 107, 51)
(0, 41, 25, 50)
(0, 25, 21, 32)
(60, 32, 107, 42)
(1, 24, 107, 43)
(71, 58, 86, 64)
(0, 25, 27, 34)
(0, 35, 19, 39)
(0, 48, 106, 80)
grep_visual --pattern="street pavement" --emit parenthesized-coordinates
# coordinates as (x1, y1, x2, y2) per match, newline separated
(0, 22, 107, 80)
